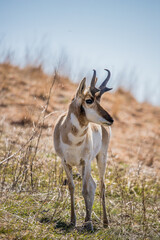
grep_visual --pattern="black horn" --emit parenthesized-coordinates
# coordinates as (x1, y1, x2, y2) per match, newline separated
(90, 69, 113, 99)
(98, 69, 112, 97)
(90, 69, 100, 96)
(99, 69, 111, 89)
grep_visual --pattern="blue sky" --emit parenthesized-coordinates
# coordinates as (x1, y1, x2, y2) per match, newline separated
(0, 0, 160, 105)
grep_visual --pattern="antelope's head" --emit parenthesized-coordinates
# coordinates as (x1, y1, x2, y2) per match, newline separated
(73, 69, 114, 126)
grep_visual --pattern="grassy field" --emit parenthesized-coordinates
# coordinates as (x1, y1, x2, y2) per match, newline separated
(0, 129, 160, 240)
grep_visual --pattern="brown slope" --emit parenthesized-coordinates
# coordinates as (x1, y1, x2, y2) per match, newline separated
(0, 63, 160, 173)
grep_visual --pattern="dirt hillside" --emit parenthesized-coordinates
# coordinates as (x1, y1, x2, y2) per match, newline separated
(0, 63, 160, 173)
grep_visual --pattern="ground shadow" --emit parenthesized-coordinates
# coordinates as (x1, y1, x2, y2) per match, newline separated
(39, 216, 99, 234)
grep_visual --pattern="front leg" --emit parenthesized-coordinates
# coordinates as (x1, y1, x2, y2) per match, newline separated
(62, 160, 76, 226)
(81, 161, 96, 231)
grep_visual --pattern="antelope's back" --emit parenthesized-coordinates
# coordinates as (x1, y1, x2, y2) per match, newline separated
(53, 113, 66, 157)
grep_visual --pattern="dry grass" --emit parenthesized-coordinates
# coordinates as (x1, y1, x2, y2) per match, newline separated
(0, 135, 160, 239)
(0, 63, 160, 239)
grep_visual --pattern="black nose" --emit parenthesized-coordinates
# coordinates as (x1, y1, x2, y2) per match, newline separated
(108, 116, 114, 125)
(110, 118, 114, 124)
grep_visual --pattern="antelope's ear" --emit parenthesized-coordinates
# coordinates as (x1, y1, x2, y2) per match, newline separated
(76, 77, 86, 97)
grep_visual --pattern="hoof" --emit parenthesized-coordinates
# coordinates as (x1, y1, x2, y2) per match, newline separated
(103, 219, 108, 228)
(70, 221, 76, 227)
(83, 221, 94, 232)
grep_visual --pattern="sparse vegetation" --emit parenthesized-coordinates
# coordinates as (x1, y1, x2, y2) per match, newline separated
(0, 63, 160, 239)
(0, 140, 160, 239)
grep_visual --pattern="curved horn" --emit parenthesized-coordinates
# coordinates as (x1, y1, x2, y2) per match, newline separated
(90, 69, 96, 88)
(99, 69, 111, 89)
(95, 69, 112, 100)
(90, 69, 100, 96)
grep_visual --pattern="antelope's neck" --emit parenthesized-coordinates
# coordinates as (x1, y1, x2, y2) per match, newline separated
(62, 111, 88, 146)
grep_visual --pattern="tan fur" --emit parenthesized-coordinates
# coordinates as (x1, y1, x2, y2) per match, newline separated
(91, 124, 99, 132)
(71, 125, 78, 135)
(80, 127, 88, 136)
(53, 113, 66, 156)
(76, 139, 85, 146)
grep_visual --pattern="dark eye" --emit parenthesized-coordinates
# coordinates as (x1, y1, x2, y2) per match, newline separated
(86, 99, 94, 104)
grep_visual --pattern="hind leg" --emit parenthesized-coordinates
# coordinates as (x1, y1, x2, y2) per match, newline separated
(96, 153, 108, 227)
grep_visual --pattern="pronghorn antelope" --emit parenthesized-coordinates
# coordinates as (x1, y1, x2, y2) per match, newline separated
(54, 69, 114, 231)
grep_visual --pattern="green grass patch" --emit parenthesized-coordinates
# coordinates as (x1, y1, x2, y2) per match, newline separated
(0, 135, 160, 239)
